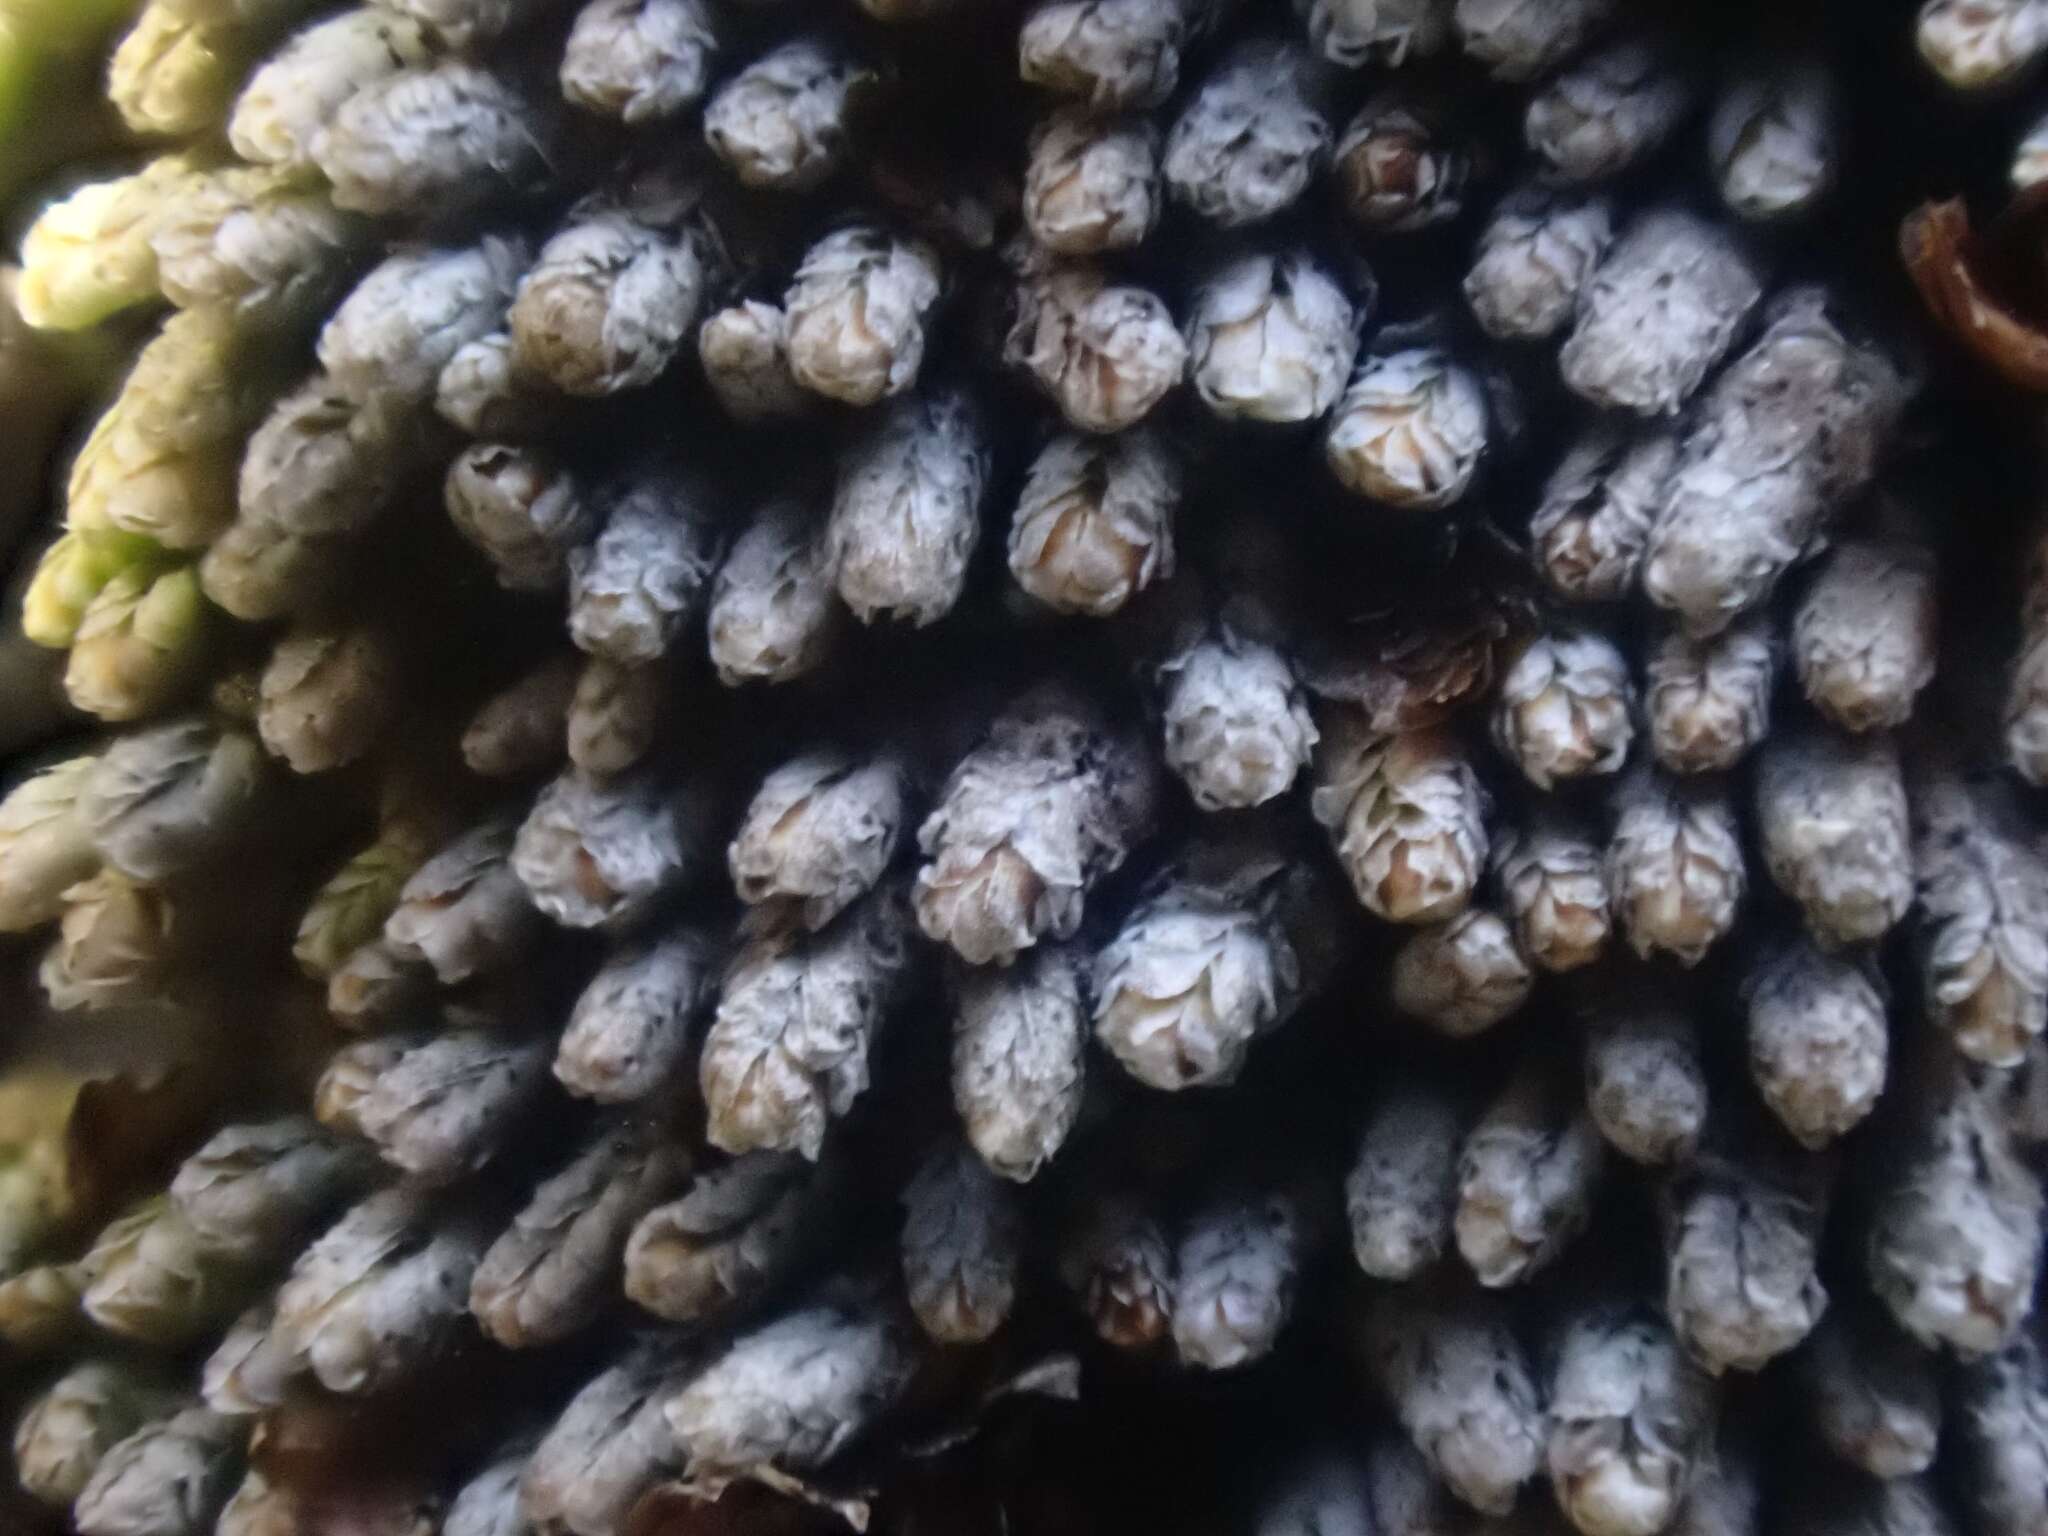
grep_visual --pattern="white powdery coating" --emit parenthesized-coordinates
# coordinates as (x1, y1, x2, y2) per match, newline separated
(510, 215, 704, 397)
(1163, 42, 1330, 227)
(1346, 1086, 1461, 1279)
(72, 1406, 240, 1536)
(1645, 617, 1776, 775)
(2007, 627, 2048, 785)
(444, 1450, 526, 1536)
(1868, 1071, 2043, 1356)
(1709, 63, 1837, 220)
(707, 40, 875, 191)
(1324, 348, 1487, 510)
(569, 472, 723, 664)
(1642, 288, 1909, 637)
(1454, 0, 1616, 80)
(1007, 266, 1187, 434)
(1915, 778, 2048, 1068)
(473, 1128, 692, 1347)
(1455, 1068, 1603, 1286)
(313, 63, 550, 217)
(1560, 211, 1762, 419)
(1158, 631, 1319, 811)
(1793, 540, 1938, 733)
(1493, 816, 1610, 973)
(1802, 1311, 1943, 1480)
(384, 0, 565, 49)
(1172, 1188, 1302, 1370)
(1019, 0, 1188, 111)
(1605, 767, 1745, 968)
(729, 753, 909, 930)
(237, 376, 427, 547)
(1918, 0, 2048, 89)
(1662, 1150, 1829, 1374)
(0, 756, 100, 933)
(522, 1338, 695, 1536)
(1531, 430, 1671, 606)
(1465, 186, 1615, 341)
(709, 499, 841, 684)
(1333, 94, 1473, 233)
(557, 929, 718, 1102)
(901, 1142, 1023, 1343)
(1754, 730, 1913, 948)
(953, 945, 1088, 1181)
(357, 1032, 548, 1183)
(1059, 1194, 1175, 1347)
(201, 1307, 294, 1416)
(1745, 944, 1888, 1149)
(170, 1117, 371, 1265)
(80, 720, 266, 883)
(1300, 0, 1454, 66)
(1391, 910, 1532, 1036)
(383, 817, 540, 983)
(2016, 106, 2048, 188)
(1025, 110, 1161, 255)
(783, 226, 943, 407)
(1491, 628, 1634, 790)
(259, 625, 401, 775)
(438, 332, 554, 438)
(1584, 1006, 1707, 1166)
(513, 769, 701, 932)
(272, 1185, 489, 1395)
(699, 302, 808, 422)
(1187, 251, 1358, 425)
(826, 391, 990, 627)
(562, 0, 719, 125)
(915, 694, 1157, 965)
(1311, 716, 1487, 925)
(700, 893, 916, 1159)
(1525, 38, 1694, 184)
(663, 1297, 918, 1483)
(1547, 1306, 1716, 1536)
(623, 1151, 815, 1324)
(1094, 867, 1301, 1091)
(230, 10, 434, 169)
(152, 168, 367, 326)
(230, 385, 382, 552)
(1954, 1338, 2048, 1536)
(320, 239, 528, 407)
(1008, 428, 1179, 616)
(1362, 1288, 1544, 1515)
